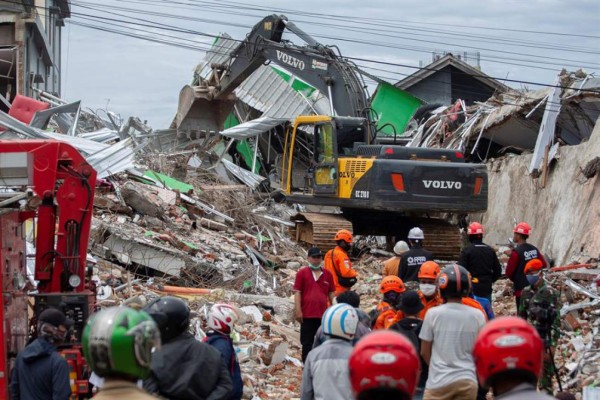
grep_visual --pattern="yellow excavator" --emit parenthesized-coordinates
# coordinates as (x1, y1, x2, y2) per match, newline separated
(175, 15, 488, 259)
(281, 115, 487, 259)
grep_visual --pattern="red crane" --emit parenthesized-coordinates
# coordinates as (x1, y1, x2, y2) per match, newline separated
(0, 140, 96, 397)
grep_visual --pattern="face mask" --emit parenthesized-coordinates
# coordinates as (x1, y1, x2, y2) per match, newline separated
(526, 275, 539, 286)
(309, 262, 322, 270)
(384, 291, 400, 305)
(420, 283, 437, 297)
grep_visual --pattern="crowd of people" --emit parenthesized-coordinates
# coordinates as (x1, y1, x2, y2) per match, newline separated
(295, 222, 564, 400)
(8, 221, 567, 400)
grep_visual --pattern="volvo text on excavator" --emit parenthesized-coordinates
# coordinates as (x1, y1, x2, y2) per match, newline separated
(175, 14, 488, 259)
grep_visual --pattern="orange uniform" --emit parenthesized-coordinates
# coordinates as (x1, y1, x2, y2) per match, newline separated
(324, 246, 357, 296)
(373, 301, 397, 330)
(461, 297, 488, 321)
(382, 256, 401, 276)
(418, 292, 443, 320)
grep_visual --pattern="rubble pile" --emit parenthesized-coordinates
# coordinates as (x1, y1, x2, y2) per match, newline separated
(489, 261, 600, 396)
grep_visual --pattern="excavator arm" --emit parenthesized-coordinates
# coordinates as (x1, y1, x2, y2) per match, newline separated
(175, 14, 372, 134)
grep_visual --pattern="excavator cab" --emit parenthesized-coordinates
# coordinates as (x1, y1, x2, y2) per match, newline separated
(282, 115, 369, 197)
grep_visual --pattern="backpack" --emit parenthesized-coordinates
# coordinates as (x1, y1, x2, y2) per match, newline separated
(389, 319, 422, 351)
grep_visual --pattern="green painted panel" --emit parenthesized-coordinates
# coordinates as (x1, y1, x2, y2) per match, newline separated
(371, 83, 424, 136)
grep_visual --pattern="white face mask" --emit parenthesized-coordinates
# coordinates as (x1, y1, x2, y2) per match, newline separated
(420, 283, 437, 297)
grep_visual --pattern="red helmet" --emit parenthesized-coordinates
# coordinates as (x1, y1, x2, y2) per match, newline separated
(379, 276, 406, 294)
(349, 331, 420, 398)
(524, 259, 543, 275)
(467, 222, 484, 235)
(334, 229, 353, 244)
(513, 222, 532, 236)
(473, 316, 543, 388)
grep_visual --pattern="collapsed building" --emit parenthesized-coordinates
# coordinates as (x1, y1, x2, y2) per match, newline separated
(0, 11, 598, 397)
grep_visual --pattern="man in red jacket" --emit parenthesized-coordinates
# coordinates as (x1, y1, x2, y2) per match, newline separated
(505, 222, 547, 311)
(294, 247, 335, 362)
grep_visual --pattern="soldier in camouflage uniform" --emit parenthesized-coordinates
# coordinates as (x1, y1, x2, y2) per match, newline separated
(518, 259, 561, 394)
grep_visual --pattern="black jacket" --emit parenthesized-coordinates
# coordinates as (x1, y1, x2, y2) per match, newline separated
(9, 337, 72, 400)
(389, 318, 427, 389)
(144, 332, 233, 400)
(458, 240, 502, 297)
(398, 246, 434, 282)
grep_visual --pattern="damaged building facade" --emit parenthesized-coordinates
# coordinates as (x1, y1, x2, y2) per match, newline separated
(0, 0, 69, 109)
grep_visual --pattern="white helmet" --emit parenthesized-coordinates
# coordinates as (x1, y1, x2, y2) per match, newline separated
(321, 303, 358, 341)
(393, 240, 409, 255)
(408, 227, 424, 240)
(208, 303, 238, 333)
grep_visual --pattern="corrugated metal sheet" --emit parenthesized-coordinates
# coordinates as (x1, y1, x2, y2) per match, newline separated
(198, 35, 329, 119)
(237, 67, 314, 118)
(220, 116, 288, 139)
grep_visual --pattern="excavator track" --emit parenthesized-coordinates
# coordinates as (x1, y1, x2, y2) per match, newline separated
(289, 212, 353, 251)
(289, 212, 462, 260)
(416, 218, 463, 261)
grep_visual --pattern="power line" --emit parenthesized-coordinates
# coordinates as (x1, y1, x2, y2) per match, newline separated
(108, 0, 600, 40)
(66, 14, 600, 116)
(75, 0, 600, 60)
(62, 3, 600, 94)
(67, 15, 600, 104)
(3, 0, 588, 102)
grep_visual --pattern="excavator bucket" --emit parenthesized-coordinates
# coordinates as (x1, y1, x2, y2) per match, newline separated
(174, 84, 237, 133)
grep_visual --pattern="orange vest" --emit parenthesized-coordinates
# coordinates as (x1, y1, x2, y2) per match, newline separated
(461, 297, 488, 321)
(324, 246, 357, 296)
(373, 301, 396, 330)
(418, 291, 443, 320)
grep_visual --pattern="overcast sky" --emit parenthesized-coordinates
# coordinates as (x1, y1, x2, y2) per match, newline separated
(62, 0, 600, 128)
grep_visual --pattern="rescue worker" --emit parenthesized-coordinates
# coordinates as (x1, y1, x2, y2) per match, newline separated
(386, 261, 442, 329)
(143, 296, 233, 399)
(312, 290, 371, 348)
(9, 308, 73, 400)
(205, 304, 244, 400)
(301, 303, 358, 400)
(506, 222, 548, 310)
(324, 229, 358, 296)
(373, 275, 406, 330)
(82, 307, 161, 400)
(417, 261, 443, 319)
(518, 259, 561, 394)
(419, 264, 485, 400)
(388, 291, 426, 400)
(473, 316, 555, 400)
(458, 222, 502, 302)
(348, 330, 421, 400)
(382, 240, 409, 276)
(294, 247, 335, 362)
(398, 227, 434, 289)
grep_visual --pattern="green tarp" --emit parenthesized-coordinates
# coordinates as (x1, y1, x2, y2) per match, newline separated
(370, 83, 424, 136)
(143, 170, 194, 194)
